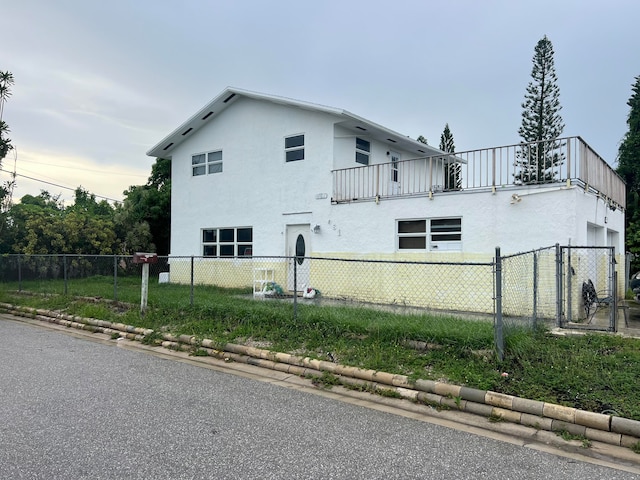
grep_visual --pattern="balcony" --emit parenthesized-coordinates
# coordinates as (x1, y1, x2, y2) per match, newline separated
(331, 136, 625, 209)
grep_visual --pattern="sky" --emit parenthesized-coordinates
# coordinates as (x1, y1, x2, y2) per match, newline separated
(2, 0, 639, 205)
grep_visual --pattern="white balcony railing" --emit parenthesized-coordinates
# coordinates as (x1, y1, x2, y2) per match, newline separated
(331, 136, 625, 209)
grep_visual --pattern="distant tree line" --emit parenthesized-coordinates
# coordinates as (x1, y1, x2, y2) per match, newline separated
(0, 157, 171, 256)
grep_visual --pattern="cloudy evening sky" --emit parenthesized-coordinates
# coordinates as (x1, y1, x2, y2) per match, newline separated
(2, 0, 639, 204)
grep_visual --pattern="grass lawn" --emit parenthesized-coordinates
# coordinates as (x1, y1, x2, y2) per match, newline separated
(1, 276, 639, 421)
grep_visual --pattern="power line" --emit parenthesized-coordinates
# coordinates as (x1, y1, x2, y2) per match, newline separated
(0, 168, 121, 203)
(16, 158, 148, 178)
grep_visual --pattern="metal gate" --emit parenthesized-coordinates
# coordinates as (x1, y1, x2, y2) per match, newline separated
(559, 246, 616, 331)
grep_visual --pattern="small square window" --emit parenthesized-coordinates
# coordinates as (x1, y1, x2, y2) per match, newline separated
(237, 228, 252, 242)
(208, 163, 223, 174)
(192, 151, 222, 176)
(356, 137, 370, 165)
(285, 135, 304, 149)
(285, 134, 305, 162)
(220, 229, 234, 243)
(203, 229, 216, 243)
(203, 245, 217, 256)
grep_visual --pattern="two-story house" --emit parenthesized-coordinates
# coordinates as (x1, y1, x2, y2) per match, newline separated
(147, 87, 625, 299)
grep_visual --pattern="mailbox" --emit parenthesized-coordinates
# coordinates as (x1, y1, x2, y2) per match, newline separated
(132, 252, 158, 264)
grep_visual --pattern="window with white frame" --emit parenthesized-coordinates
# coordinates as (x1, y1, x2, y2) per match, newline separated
(285, 134, 305, 162)
(202, 227, 252, 257)
(192, 150, 223, 176)
(355, 137, 370, 165)
(397, 218, 461, 251)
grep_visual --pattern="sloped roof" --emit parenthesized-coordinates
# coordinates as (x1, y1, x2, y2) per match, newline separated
(147, 87, 445, 159)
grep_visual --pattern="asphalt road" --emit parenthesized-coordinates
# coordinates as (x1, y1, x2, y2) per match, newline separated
(0, 317, 637, 480)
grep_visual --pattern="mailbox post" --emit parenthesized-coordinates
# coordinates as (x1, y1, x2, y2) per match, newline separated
(132, 253, 158, 314)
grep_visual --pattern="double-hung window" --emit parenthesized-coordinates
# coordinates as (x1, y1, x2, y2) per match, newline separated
(192, 150, 223, 176)
(355, 137, 370, 165)
(285, 134, 305, 162)
(397, 218, 461, 251)
(202, 227, 253, 257)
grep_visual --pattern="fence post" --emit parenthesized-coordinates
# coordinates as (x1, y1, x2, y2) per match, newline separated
(17, 254, 22, 292)
(190, 256, 194, 307)
(494, 247, 504, 362)
(113, 255, 118, 302)
(567, 244, 572, 323)
(555, 243, 563, 328)
(293, 255, 298, 322)
(63, 254, 68, 295)
(610, 251, 617, 333)
(532, 251, 538, 328)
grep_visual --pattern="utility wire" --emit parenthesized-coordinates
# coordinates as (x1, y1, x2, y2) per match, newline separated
(0, 167, 120, 203)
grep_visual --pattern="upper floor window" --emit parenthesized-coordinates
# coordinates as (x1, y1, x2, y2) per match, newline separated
(397, 217, 462, 251)
(192, 150, 223, 176)
(285, 134, 305, 162)
(202, 227, 253, 257)
(356, 137, 370, 165)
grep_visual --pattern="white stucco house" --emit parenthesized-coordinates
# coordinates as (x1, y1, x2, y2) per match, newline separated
(147, 87, 626, 304)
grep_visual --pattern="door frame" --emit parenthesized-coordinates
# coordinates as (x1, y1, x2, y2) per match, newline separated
(286, 224, 311, 291)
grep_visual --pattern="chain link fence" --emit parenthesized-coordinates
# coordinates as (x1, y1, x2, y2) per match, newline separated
(0, 246, 624, 359)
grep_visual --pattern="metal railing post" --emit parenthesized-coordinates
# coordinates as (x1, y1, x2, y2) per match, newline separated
(494, 247, 504, 361)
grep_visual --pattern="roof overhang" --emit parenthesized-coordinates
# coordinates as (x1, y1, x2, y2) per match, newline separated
(147, 87, 448, 160)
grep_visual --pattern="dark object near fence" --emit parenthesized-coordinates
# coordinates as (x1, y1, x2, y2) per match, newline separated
(582, 279, 612, 322)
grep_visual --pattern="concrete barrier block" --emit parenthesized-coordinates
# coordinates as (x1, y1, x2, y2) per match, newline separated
(463, 401, 494, 417)
(512, 397, 544, 416)
(460, 386, 487, 404)
(287, 365, 306, 376)
(414, 379, 436, 393)
(585, 427, 621, 445)
(440, 396, 465, 410)
(520, 413, 552, 430)
(575, 410, 610, 431)
(417, 392, 442, 406)
(621, 434, 640, 448)
(485, 391, 514, 409)
(391, 375, 410, 388)
(434, 382, 461, 398)
(551, 420, 586, 437)
(492, 407, 521, 424)
(372, 371, 394, 384)
(542, 403, 576, 423)
(396, 387, 418, 401)
(611, 416, 640, 438)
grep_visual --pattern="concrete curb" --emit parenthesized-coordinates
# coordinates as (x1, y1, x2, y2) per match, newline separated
(3, 303, 640, 453)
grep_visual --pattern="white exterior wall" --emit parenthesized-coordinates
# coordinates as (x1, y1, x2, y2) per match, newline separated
(169, 96, 625, 260)
(170, 98, 337, 257)
(309, 185, 624, 258)
(170, 99, 427, 257)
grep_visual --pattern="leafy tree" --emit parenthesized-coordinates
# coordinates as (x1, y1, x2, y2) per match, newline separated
(115, 157, 171, 254)
(439, 123, 460, 190)
(0, 70, 13, 162)
(515, 35, 565, 184)
(417, 135, 428, 145)
(0, 71, 15, 237)
(3, 190, 118, 255)
(4, 191, 64, 254)
(616, 75, 640, 264)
